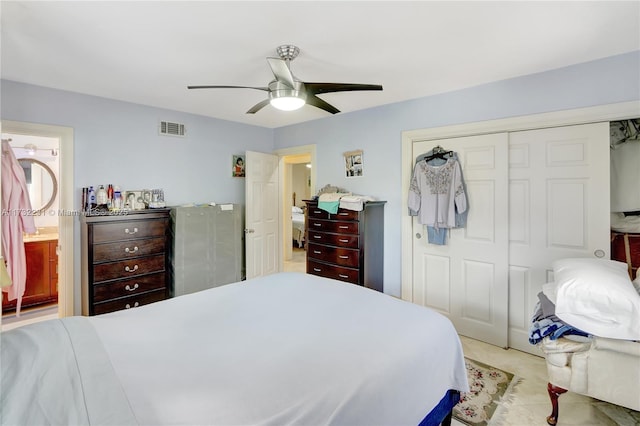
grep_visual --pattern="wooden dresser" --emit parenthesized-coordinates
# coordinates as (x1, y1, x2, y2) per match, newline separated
(304, 200, 385, 292)
(81, 209, 171, 316)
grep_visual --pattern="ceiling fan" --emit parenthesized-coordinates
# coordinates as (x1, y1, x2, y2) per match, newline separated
(187, 45, 383, 114)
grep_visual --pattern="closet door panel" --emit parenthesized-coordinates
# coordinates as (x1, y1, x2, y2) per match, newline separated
(413, 133, 509, 348)
(412, 252, 450, 314)
(508, 122, 610, 355)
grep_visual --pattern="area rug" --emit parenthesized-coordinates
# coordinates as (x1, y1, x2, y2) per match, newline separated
(453, 358, 520, 426)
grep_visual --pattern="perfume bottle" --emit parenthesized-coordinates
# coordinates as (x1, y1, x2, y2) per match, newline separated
(96, 185, 108, 207)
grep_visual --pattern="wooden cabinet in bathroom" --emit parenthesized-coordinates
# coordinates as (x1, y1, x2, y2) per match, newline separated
(1, 239, 58, 312)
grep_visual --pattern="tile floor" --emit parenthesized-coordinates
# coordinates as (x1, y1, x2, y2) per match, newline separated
(457, 336, 640, 425)
(283, 247, 306, 273)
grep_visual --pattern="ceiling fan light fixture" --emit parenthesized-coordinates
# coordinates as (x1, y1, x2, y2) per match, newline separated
(269, 89, 306, 111)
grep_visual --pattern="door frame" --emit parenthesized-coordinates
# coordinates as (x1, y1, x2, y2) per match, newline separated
(274, 144, 317, 271)
(1, 120, 74, 318)
(401, 101, 640, 301)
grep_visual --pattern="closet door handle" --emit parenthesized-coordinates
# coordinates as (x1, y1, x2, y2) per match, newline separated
(125, 283, 139, 292)
(125, 265, 139, 273)
(125, 246, 139, 253)
(124, 227, 138, 235)
(125, 302, 139, 309)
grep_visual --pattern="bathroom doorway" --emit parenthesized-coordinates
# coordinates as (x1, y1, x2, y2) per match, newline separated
(1, 121, 74, 330)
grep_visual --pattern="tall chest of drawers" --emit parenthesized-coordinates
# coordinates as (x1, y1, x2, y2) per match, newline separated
(304, 200, 385, 292)
(81, 209, 171, 315)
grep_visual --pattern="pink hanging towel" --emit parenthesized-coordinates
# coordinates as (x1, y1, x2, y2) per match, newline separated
(1, 139, 36, 315)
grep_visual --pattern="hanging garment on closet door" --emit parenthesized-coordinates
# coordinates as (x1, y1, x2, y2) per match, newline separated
(408, 157, 467, 233)
(1, 140, 36, 314)
(411, 150, 469, 244)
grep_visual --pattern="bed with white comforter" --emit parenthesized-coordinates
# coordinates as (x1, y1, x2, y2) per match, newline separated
(1, 272, 468, 425)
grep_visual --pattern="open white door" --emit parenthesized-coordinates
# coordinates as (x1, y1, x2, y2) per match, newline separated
(245, 151, 279, 279)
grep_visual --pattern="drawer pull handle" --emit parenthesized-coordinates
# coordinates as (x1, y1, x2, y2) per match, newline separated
(313, 235, 322, 239)
(125, 283, 139, 292)
(125, 246, 139, 253)
(339, 239, 349, 243)
(125, 302, 140, 309)
(313, 223, 322, 227)
(339, 255, 349, 259)
(338, 274, 349, 278)
(313, 250, 321, 254)
(125, 227, 138, 234)
(313, 210, 322, 214)
(339, 226, 348, 229)
(338, 213, 349, 216)
(313, 268, 322, 272)
(125, 265, 139, 273)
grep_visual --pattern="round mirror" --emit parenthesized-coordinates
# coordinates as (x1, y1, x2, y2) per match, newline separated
(18, 158, 58, 213)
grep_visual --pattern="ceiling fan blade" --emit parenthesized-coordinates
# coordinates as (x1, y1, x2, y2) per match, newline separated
(306, 95, 340, 114)
(267, 57, 296, 89)
(305, 83, 383, 95)
(246, 99, 271, 114)
(187, 85, 269, 91)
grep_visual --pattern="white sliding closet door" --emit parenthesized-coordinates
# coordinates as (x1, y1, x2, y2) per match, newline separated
(508, 122, 610, 354)
(412, 133, 509, 348)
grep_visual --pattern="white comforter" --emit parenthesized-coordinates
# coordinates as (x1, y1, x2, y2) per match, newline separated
(2, 272, 468, 425)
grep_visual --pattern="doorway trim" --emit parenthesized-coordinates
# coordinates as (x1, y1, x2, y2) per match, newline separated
(401, 100, 640, 301)
(1, 120, 74, 318)
(274, 144, 316, 271)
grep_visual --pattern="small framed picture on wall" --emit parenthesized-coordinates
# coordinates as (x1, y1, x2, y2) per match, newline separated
(344, 150, 363, 178)
(232, 155, 245, 177)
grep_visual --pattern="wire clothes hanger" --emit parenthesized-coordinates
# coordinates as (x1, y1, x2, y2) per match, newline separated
(415, 145, 454, 164)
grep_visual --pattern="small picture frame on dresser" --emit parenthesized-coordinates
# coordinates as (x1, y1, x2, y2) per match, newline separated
(125, 191, 145, 210)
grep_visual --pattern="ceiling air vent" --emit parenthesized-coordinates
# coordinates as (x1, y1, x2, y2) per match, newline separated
(159, 121, 186, 137)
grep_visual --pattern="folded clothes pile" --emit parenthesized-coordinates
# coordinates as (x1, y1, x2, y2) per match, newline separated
(317, 193, 376, 214)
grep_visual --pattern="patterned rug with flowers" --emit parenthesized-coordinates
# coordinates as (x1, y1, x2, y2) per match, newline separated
(453, 358, 520, 426)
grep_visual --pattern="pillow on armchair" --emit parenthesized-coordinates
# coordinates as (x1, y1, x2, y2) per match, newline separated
(553, 258, 640, 341)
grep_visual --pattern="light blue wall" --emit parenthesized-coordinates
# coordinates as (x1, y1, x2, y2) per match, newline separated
(2, 51, 639, 302)
(1, 80, 274, 205)
(274, 51, 640, 296)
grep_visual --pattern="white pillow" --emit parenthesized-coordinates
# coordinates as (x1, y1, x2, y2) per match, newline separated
(553, 258, 640, 340)
(292, 206, 303, 214)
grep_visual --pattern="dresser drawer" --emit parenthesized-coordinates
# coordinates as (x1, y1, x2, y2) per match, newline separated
(307, 230, 359, 249)
(93, 254, 165, 282)
(307, 260, 359, 284)
(307, 243, 359, 268)
(92, 289, 166, 315)
(93, 237, 165, 262)
(308, 206, 359, 221)
(307, 219, 359, 235)
(93, 272, 166, 303)
(92, 219, 167, 243)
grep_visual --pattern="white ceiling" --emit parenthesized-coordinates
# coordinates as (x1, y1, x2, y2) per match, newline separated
(2, 1, 639, 129)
